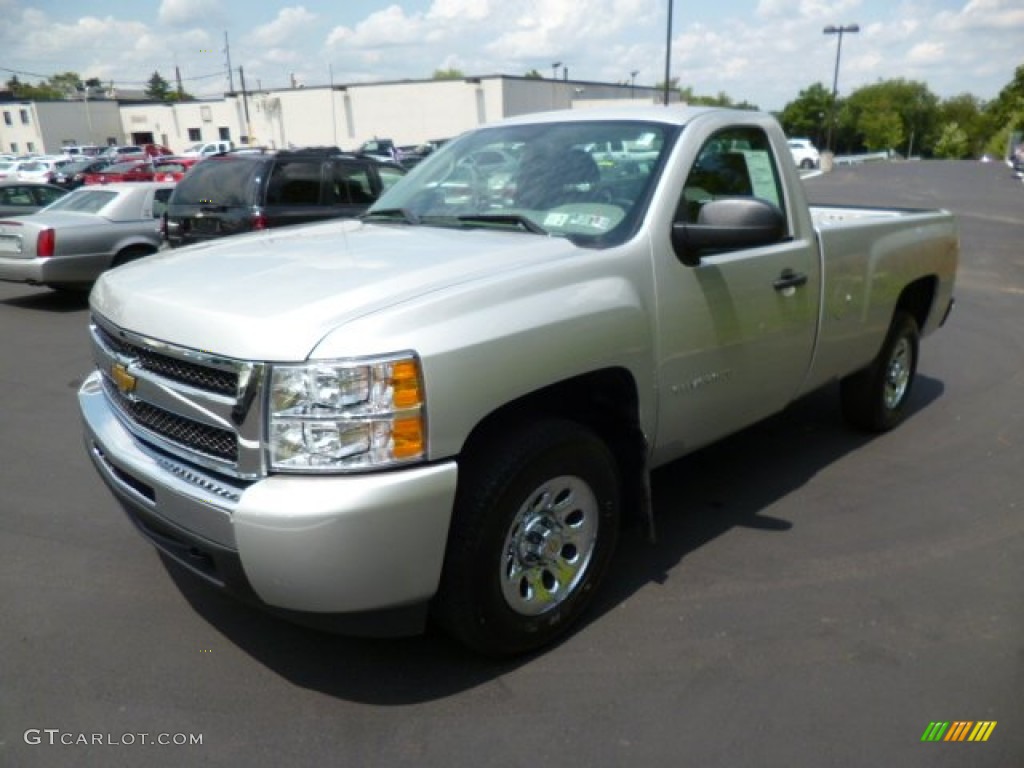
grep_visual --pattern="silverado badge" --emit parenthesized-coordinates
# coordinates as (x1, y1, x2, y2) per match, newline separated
(111, 363, 137, 395)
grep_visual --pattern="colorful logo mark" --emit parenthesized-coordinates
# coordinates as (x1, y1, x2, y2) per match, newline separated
(921, 721, 997, 742)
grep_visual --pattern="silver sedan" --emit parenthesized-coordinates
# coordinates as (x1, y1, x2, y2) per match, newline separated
(0, 181, 175, 291)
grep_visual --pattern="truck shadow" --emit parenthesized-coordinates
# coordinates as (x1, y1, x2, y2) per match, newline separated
(166, 374, 944, 704)
(0, 287, 90, 312)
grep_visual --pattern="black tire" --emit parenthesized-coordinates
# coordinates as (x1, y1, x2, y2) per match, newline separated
(841, 311, 920, 432)
(434, 420, 620, 657)
(112, 245, 155, 268)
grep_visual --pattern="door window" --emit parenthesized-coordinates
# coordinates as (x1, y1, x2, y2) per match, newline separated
(679, 126, 786, 224)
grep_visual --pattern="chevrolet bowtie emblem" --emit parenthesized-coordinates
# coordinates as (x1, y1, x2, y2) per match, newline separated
(111, 363, 137, 394)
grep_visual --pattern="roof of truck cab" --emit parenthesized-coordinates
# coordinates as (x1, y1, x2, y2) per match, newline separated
(493, 105, 753, 128)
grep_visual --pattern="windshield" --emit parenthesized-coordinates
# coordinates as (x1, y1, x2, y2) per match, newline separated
(367, 119, 677, 247)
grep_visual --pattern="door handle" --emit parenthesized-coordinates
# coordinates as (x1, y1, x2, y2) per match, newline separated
(773, 269, 808, 292)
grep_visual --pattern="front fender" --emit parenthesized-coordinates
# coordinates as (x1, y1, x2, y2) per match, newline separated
(311, 262, 656, 461)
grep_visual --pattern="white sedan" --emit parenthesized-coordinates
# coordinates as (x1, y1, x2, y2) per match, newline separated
(788, 138, 821, 169)
(0, 181, 175, 292)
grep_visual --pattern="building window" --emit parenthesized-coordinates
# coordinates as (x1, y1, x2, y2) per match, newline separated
(10, 143, 18, 153)
(20, 109, 29, 125)
(188, 128, 201, 141)
(218, 126, 231, 141)
(2, 112, 11, 126)
(26, 142, 35, 153)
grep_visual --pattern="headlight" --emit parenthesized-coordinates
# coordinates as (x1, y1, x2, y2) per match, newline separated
(267, 353, 426, 472)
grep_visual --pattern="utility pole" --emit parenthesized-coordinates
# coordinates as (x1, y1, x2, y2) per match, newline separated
(663, 0, 673, 105)
(175, 65, 184, 99)
(239, 66, 252, 144)
(224, 31, 235, 92)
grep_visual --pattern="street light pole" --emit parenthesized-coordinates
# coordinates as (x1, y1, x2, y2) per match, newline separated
(823, 23, 859, 153)
(663, 0, 674, 105)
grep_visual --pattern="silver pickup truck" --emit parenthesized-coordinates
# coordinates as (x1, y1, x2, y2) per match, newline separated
(78, 107, 957, 656)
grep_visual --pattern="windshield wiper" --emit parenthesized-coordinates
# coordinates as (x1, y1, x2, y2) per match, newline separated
(361, 207, 421, 225)
(454, 213, 548, 235)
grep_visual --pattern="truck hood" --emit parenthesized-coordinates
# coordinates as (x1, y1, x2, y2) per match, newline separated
(91, 219, 581, 361)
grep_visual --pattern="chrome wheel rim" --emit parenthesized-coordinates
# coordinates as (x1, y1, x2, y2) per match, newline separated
(884, 337, 912, 410)
(500, 475, 599, 616)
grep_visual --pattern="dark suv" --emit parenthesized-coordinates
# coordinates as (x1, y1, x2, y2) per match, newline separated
(163, 147, 405, 248)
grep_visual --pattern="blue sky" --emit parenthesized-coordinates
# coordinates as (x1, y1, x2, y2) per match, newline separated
(2, 0, 1021, 111)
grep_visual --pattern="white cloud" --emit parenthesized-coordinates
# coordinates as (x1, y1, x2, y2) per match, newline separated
(159, 0, 224, 28)
(906, 41, 945, 65)
(326, 5, 426, 49)
(249, 7, 319, 48)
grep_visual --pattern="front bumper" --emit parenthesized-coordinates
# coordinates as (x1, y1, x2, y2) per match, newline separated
(79, 370, 459, 636)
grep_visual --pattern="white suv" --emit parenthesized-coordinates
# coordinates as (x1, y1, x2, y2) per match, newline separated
(788, 138, 820, 169)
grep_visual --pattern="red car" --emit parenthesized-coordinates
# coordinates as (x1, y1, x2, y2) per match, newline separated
(142, 144, 175, 160)
(83, 160, 155, 185)
(153, 156, 200, 182)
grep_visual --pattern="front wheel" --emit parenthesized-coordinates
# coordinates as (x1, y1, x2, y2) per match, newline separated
(434, 420, 620, 657)
(841, 311, 920, 432)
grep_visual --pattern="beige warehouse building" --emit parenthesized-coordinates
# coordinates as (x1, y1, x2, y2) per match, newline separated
(1, 75, 666, 156)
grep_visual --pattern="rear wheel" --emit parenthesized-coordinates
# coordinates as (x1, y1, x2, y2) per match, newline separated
(434, 420, 620, 657)
(112, 245, 155, 268)
(841, 311, 920, 432)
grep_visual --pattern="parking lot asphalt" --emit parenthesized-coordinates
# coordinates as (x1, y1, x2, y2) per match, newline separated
(1, 159, 1021, 767)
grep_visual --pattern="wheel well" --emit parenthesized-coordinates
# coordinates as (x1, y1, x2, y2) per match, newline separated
(459, 368, 648, 523)
(113, 244, 157, 267)
(895, 276, 937, 330)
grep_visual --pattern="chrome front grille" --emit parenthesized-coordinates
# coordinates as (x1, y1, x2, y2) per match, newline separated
(102, 377, 238, 462)
(90, 314, 266, 479)
(93, 323, 237, 396)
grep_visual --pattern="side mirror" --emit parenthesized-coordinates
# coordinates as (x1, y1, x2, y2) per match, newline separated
(672, 197, 786, 267)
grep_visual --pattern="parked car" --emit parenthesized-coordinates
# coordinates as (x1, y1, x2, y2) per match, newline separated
(0, 181, 68, 217)
(14, 158, 69, 183)
(51, 158, 113, 190)
(0, 160, 20, 180)
(180, 140, 234, 158)
(163, 147, 405, 247)
(0, 181, 174, 291)
(354, 138, 398, 162)
(99, 145, 170, 162)
(100, 145, 144, 161)
(83, 160, 155, 185)
(153, 156, 201, 182)
(62, 145, 104, 159)
(788, 138, 821, 169)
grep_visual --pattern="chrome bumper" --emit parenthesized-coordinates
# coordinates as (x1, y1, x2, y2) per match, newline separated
(79, 370, 458, 623)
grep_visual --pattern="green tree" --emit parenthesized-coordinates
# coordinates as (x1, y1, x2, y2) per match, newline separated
(145, 71, 172, 101)
(432, 68, 465, 80)
(676, 84, 758, 110)
(933, 122, 970, 158)
(936, 93, 987, 157)
(524, 69, 543, 79)
(779, 83, 831, 146)
(48, 71, 84, 96)
(842, 79, 938, 156)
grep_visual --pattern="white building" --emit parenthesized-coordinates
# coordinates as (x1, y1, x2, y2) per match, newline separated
(2, 74, 668, 156)
(1, 97, 123, 155)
